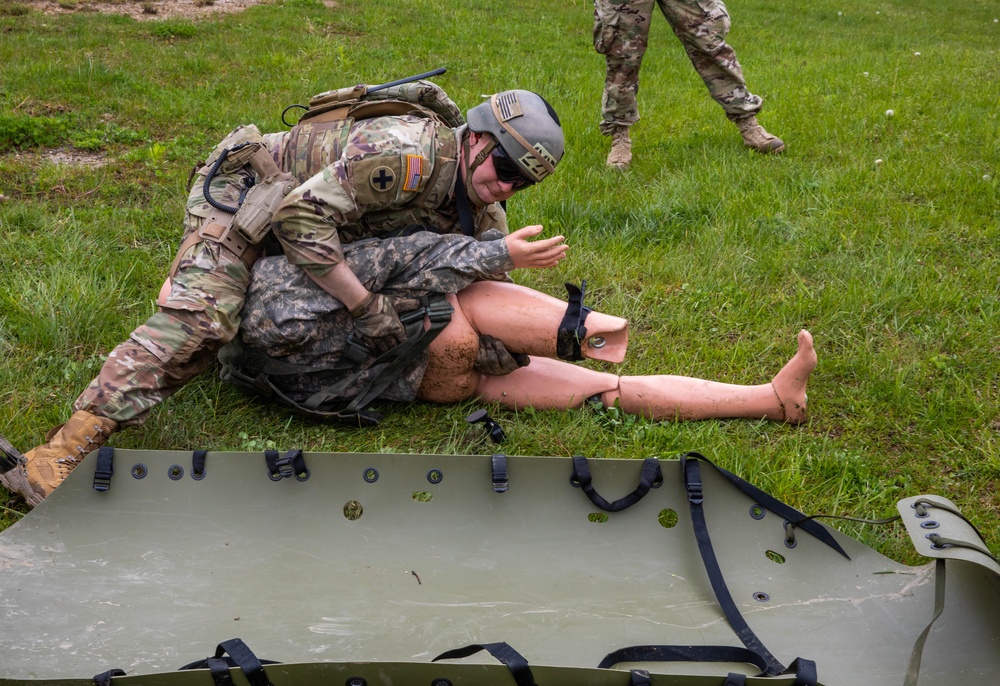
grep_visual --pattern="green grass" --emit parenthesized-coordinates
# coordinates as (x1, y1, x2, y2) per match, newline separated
(1, 0, 998, 564)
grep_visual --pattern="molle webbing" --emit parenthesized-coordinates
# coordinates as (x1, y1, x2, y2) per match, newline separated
(283, 118, 354, 183)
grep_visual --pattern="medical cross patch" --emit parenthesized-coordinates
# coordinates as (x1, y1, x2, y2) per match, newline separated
(369, 166, 396, 192)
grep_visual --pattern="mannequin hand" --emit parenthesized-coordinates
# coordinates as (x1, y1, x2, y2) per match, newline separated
(474, 335, 530, 376)
(506, 225, 568, 269)
(351, 292, 407, 355)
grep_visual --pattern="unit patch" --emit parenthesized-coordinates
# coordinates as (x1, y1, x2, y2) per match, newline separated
(403, 154, 423, 192)
(495, 92, 524, 122)
(369, 166, 396, 192)
(518, 143, 558, 181)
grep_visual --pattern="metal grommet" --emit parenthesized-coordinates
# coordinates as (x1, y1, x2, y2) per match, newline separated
(588, 336, 607, 348)
(749, 504, 766, 520)
(912, 502, 930, 518)
(131, 463, 148, 479)
(191, 468, 206, 481)
(167, 465, 184, 481)
(920, 520, 940, 529)
(268, 470, 282, 482)
(295, 468, 310, 482)
(753, 592, 771, 602)
(426, 469, 443, 485)
(432, 680, 453, 686)
(784, 538, 798, 549)
(345, 678, 367, 686)
(363, 467, 379, 483)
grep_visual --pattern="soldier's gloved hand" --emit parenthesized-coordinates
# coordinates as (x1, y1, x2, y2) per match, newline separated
(474, 335, 530, 376)
(350, 292, 407, 355)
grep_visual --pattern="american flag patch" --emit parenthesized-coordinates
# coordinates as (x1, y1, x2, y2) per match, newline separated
(495, 92, 523, 121)
(403, 154, 423, 192)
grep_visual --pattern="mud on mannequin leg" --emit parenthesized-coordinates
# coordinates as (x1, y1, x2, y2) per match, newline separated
(456, 281, 629, 363)
(474, 357, 620, 410)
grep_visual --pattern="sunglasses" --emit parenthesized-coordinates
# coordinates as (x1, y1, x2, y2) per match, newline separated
(490, 146, 535, 189)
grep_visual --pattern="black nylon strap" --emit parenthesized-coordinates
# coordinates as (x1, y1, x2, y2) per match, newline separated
(93, 669, 126, 686)
(433, 642, 535, 686)
(453, 166, 476, 237)
(214, 638, 273, 686)
(571, 456, 662, 512)
(725, 673, 747, 686)
(92, 446, 115, 492)
(629, 669, 651, 686)
(192, 450, 208, 478)
(264, 449, 308, 481)
(684, 452, 849, 559)
(206, 657, 234, 686)
(683, 457, 786, 675)
(556, 282, 592, 361)
(784, 657, 818, 686)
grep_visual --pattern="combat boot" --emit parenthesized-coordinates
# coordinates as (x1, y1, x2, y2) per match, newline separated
(0, 410, 117, 507)
(734, 116, 785, 154)
(606, 125, 633, 169)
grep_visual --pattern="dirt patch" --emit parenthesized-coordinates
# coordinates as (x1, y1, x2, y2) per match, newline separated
(24, 0, 265, 21)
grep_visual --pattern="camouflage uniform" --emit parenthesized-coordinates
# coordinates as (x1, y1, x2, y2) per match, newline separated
(593, 0, 763, 135)
(235, 233, 513, 405)
(75, 116, 507, 426)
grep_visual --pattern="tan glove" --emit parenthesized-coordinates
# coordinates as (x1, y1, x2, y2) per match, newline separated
(474, 335, 530, 376)
(350, 292, 407, 355)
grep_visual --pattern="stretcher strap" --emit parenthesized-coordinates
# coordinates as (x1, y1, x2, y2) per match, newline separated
(264, 449, 309, 482)
(683, 456, 787, 675)
(570, 456, 662, 512)
(433, 642, 535, 686)
(92, 446, 115, 492)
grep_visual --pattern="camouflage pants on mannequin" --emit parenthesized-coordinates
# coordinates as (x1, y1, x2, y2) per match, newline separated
(593, 0, 784, 167)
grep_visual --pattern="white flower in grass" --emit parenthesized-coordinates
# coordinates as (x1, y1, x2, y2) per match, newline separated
(885, 109, 894, 117)
(875, 159, 883, 165)
(914, 52, 921, 56)
(985, 174, 993, 181)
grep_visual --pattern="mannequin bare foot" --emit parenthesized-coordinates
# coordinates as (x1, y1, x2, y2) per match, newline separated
(770, 330, 816, 424)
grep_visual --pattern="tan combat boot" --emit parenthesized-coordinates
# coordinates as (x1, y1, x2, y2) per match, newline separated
(734, 116, 785, 154)
(606, 125, 633, 169)
(0, 410, 117, 507)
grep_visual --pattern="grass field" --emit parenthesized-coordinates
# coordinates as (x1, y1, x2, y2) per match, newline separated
(0, 0, 997, 563)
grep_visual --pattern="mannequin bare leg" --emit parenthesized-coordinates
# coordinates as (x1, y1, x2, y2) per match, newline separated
(418, 281, 815, 424)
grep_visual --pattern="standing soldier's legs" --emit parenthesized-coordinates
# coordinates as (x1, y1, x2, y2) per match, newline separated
(594, 0, 655, 168)
(657, 0, 784, 152)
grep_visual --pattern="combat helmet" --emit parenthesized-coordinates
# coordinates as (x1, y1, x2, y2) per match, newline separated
(466, 90, 564, 183)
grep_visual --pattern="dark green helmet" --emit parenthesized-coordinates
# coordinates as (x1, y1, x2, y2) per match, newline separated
(466, 90, 564, 183)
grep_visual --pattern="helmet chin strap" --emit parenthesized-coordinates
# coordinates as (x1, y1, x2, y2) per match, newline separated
(461, 132, 497, 209)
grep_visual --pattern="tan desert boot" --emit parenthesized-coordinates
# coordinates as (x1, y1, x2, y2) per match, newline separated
(0, 410, 117, 507)
(734, 115, 785, 154)
(606, 125, 632, 169)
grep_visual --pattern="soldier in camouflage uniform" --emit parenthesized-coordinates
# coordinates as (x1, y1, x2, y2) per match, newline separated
(1, 87, 565, 507)
(594, 0, 784, 168)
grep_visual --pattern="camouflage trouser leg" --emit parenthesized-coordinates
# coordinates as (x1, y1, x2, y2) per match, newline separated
(594, 0, 655, 136)
(74, 171, 252, 426)
(656, 0, 762, 120)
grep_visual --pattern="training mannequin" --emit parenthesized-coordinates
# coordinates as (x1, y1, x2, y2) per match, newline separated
(417, 281, 812, 423)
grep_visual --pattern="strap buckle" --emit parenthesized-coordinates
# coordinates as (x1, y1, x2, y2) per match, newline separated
(92, 446, 115, 492)
(491, 454, 509, 493)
